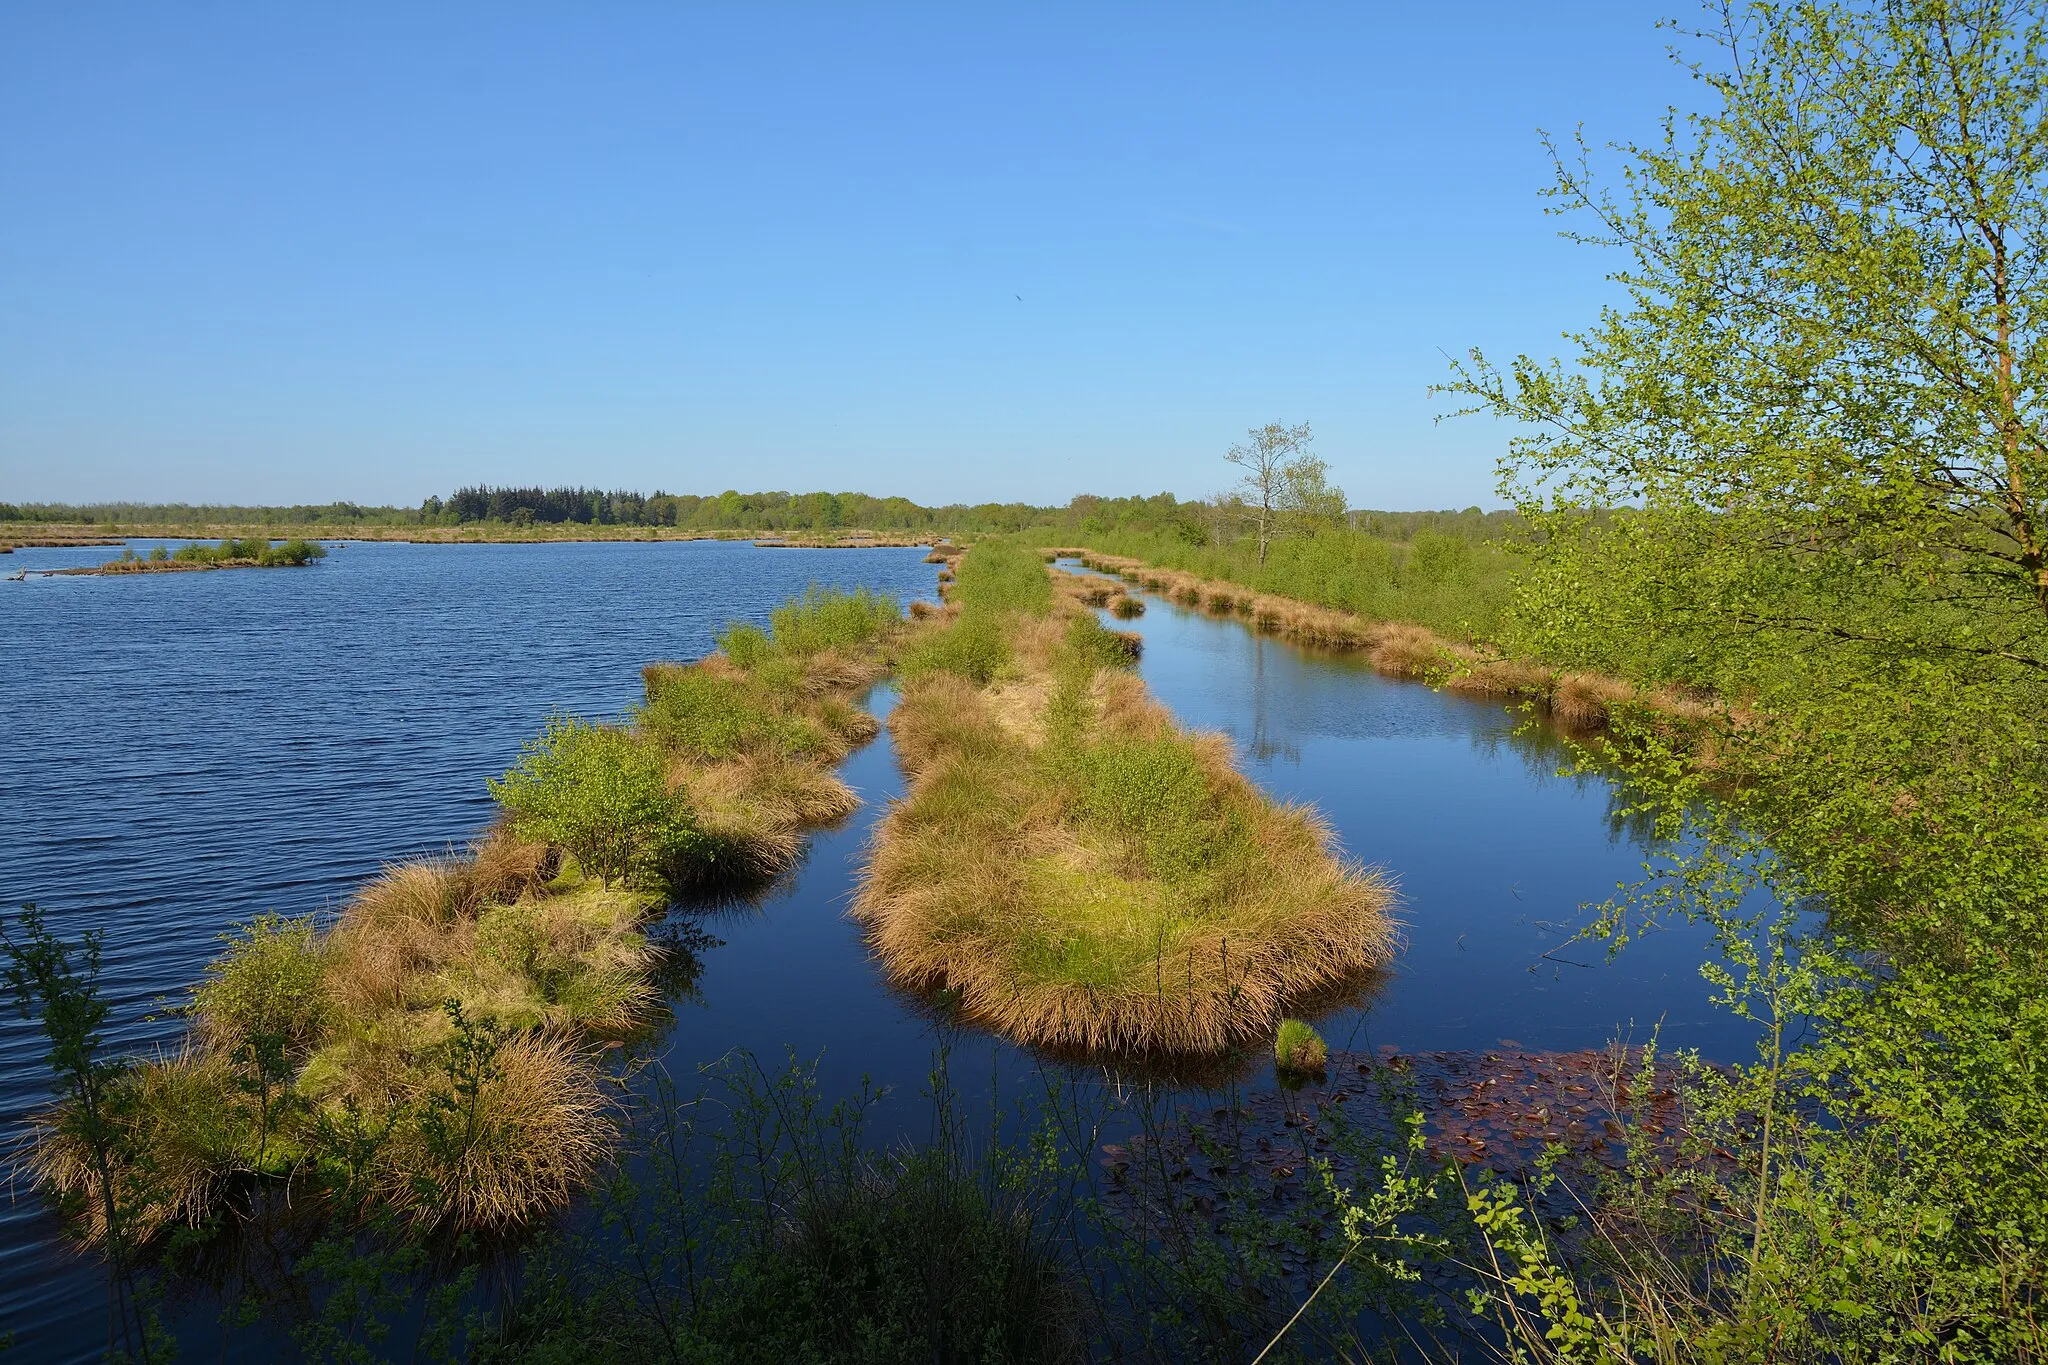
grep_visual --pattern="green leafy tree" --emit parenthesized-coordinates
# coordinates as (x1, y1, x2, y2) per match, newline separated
(1447, 1, 2048, 1356)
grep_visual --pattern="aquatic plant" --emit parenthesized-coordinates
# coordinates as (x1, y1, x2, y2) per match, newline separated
(189, 913, 329, 1052)
(1273, 1019, 1327, 1075)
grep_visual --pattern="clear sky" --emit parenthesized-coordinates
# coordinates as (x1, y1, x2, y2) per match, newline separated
(0, 4, 1696, 510)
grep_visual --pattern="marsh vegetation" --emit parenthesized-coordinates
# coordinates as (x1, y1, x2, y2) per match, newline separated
(76, 538, 329, 575)
(856, 541, 1394, 1054)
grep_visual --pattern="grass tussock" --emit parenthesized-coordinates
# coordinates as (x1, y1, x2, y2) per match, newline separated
(1274, 1018, 1329, 1076)
(857, 541, 1395, 1056)
(27, 824, 637, 1243)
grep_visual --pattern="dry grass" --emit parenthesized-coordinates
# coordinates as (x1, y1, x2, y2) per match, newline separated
(26, 1048, 251, 1243)
(1550, 671, 1638, 731)
(856, 549, 1395, 1056)
(383, 1031, 616, 1230)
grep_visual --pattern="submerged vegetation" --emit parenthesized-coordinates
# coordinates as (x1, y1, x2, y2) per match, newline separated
(857, 540, 1393, 1054)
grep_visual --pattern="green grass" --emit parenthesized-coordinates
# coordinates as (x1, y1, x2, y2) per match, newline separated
(1274, 1018, 1328, 1074)
(858, 549, 1395, 1054)
(1056, 525, 1515, 641)
(637, 664, 828, 758)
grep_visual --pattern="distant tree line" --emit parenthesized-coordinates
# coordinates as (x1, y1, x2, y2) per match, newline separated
(2, 486, 1517, 545)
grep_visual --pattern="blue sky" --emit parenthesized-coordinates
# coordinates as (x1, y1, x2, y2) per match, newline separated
(0, 5, 1696, 509)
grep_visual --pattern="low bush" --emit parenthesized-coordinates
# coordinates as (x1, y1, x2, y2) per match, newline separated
(898, 611, 1011, 683)
(767, 584, 900, 654)
(189, 913, 329, 1052)
(488, 715, 701, 889)
(638, 664, 824, 759)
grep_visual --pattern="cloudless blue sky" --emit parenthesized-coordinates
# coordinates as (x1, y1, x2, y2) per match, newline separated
(0, 5, 1699, 509)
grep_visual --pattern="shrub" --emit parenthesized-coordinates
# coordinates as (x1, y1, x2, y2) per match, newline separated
(488, 715, 701, 889)
(1274, 1018, 1327, 1074)
(715, 621, 773, 669)
(1070, 736, 1224, 879)
(190, 914, 329, 1052)
(258, 538, 327, 566)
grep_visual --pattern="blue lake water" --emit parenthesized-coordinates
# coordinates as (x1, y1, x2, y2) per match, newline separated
(0, 540, 1749, 1360)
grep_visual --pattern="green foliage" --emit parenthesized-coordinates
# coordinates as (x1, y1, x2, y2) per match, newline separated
(165, 537, 327, 567)
(190, 913, 328, 1051)
(488, 714, 701, 889)
(1443, 1, 2048, 1356)
(638, 665, 824, 759)
(898, 611, 1012, 683)
(1066, 523, 1516, 640)
(0, 904, 169, 1363)
(951, 539, 1057, 616)
(766, 585, 901, 655)
(1273, 1019, 1327, 1075)
(1068, 735, 1229, 880)
(714, 621, 772, 669)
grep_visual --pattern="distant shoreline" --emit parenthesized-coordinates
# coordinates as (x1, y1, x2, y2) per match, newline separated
(1, 523, 946, 549)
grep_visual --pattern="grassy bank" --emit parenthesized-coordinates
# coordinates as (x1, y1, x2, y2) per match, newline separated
(1054, 548, 1717, 740)
(855, 541, 1393, 1055)
(1050, 523, 1519, 641)
(17, 587, 915, 1249)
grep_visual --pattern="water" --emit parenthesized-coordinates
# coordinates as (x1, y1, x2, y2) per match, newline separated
(0, 541, 1749, 1360)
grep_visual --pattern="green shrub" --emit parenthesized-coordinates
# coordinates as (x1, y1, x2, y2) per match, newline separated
(1274, 1019, 1327, 1074)
(190, 914, 328, 1051)
(953, 541, 1056, 616)
(639, 667, 823, 759)
(488, 715, 702, 889)
(258, 538, 327, 566)
(715, 621, 773, 669)
(1070, 736, 1224, 879)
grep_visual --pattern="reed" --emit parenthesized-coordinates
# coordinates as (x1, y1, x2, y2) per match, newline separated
(856, 542, 1395, 1056)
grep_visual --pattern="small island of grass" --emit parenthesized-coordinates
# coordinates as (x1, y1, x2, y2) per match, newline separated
(64, 537, 330, 576)
(855, 541, 1394, 1055)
